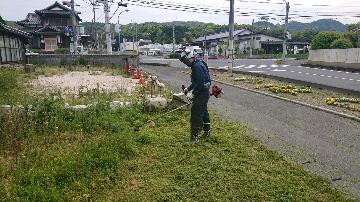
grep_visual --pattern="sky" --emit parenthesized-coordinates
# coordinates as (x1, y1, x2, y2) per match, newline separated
(0, 0, 360, 25)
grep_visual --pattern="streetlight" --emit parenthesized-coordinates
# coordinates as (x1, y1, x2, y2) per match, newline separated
(117, 9, 129, 52)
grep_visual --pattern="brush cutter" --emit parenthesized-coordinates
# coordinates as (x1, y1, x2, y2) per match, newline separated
(133, 84, 224, 132)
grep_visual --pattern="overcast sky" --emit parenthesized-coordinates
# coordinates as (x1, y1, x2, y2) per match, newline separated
(1, 0, 360, 25)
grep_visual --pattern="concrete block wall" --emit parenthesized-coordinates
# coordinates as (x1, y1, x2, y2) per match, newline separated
(26, 54, 139, 67)
(308, 49, 360, 70)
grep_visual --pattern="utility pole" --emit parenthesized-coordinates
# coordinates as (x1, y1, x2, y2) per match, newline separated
(91, 0, 98, 49)
(101, 0, 112, 54)
(71, 0, 78, 54)
(172, 24, 175, 53)
(204, 30, 208, 64)
(250, 19, 254, 57)
(282, 1, 290, 61)
(228, 0, 234, 73)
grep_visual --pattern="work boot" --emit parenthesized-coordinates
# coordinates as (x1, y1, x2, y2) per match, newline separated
(203, 123, 211, 140)
(188, 127, 200, 145)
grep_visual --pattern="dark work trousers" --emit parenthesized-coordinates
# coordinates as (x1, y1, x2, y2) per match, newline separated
(190, 89, 210, 131)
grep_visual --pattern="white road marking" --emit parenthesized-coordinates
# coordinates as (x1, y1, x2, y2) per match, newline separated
(341, 78, 347, 80)
(290, 71, 295, 73)
(357, 80, 360, 82)
(334, 76, 339, 79)
(298, 72, 302, 74)
(217, 66, 228, 70)
(257, 65, 267, 68)
(272, 69, 287, 72)
(337, 71, 342, 73)
(320, 75, 325, 77)
(349, 79, 354, 81)
(313, 74, 317, 76)
(305, 67, 310, 69)
(244, 65, 256, 69)
(305, 73, 310, 75)
(327, 76, 332, 78)
(271, 64, 279, 68)
(345, 72, 350, 74)
(282, 65, 290, 67)
(233, 65, 245, 69)
(266, 68, 271, 70)
(330, 70, 334, 72)
(249, 71, 265, 73)
(314, 68, 319, 70)
(355, 73, 359, 75)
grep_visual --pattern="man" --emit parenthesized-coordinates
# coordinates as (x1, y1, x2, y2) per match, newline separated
(179, 49, 211, 144)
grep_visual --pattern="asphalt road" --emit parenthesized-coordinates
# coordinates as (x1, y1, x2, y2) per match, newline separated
(141, 64, 360, 199)
(140, 56, 360, 93)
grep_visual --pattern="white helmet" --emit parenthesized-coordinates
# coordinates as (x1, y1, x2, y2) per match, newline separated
(180, 49, 195, 59)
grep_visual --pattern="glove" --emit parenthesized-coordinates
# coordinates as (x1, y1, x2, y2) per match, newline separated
(186, 91, 194, 101)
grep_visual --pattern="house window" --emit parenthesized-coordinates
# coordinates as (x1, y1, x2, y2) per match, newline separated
(44, 36, 58, 51)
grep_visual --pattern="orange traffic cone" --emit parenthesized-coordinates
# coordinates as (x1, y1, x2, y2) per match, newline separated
(133, 66, 139, 79)
(139, 70, 145, 85)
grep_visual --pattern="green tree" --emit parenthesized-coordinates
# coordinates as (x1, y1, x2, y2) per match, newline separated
(0, 15, 5, 24)
(330, 39, 353, 49)
(343, 32, 359, 48)
(311, 32, 341, 49)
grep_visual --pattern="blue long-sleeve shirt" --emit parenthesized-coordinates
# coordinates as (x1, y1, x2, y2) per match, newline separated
(187, 59, 211, 95)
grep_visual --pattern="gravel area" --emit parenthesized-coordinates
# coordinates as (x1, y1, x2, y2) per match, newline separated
(30, 71, 138, 95)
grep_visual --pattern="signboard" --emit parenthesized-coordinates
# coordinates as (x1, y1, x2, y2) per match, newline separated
(115, 24, 120, 33)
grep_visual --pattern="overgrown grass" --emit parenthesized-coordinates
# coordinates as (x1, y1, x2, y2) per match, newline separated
(0, 67, 354, 201)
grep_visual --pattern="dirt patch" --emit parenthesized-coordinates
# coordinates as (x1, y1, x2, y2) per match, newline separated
(30, 71, 138, 95)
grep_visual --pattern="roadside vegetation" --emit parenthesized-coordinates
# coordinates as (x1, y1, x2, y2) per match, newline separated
(0, 67, 355, 201)
(210, 70, 360, 118)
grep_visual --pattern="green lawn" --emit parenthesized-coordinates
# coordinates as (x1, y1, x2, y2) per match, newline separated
(0, 68, 354, 201)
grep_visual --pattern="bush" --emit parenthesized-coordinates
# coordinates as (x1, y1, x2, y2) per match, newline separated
(169, 53, 180, 59)
(330, 39, 353, 49)
(311, 32, 341, 49)
(54, 48, 70, 54)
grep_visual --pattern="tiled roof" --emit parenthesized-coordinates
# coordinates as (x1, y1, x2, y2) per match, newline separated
(0, 23, 31, 38)
(193, 29, 246, 42)
(17, 13, 41, 25)
(35, 26, 62, 33)
(35, 1, 81, 21)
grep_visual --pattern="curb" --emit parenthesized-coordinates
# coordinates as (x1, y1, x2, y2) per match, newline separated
(181, 71, 360, 123)
(140, 62, 169, 67)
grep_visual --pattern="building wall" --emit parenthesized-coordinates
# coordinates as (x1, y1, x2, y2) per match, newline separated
(238, 35, 283, 52)
(0, 33, 25, 64)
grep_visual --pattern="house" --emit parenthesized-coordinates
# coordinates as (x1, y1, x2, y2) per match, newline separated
(193, 29, 284, 56)
(17, 1, 82, 52)
(0, 23, 30, 64)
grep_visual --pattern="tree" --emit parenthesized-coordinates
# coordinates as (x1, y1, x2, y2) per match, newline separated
(311, 32, 341, 49)
(0, 15, 5, 24)
(343, 32, 359, 48)
(330, 39, 353, 49)
(346, 22, 360, 47)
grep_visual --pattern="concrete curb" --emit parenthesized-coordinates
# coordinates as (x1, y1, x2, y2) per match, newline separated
(140, 62, 169, 67)
(181, 71, 360, 123)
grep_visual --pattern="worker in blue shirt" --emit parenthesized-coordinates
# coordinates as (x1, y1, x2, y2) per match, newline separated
(180, 49, 211, 144)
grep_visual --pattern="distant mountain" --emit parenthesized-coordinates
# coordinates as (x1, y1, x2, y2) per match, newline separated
(255, 19, 346, 32)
